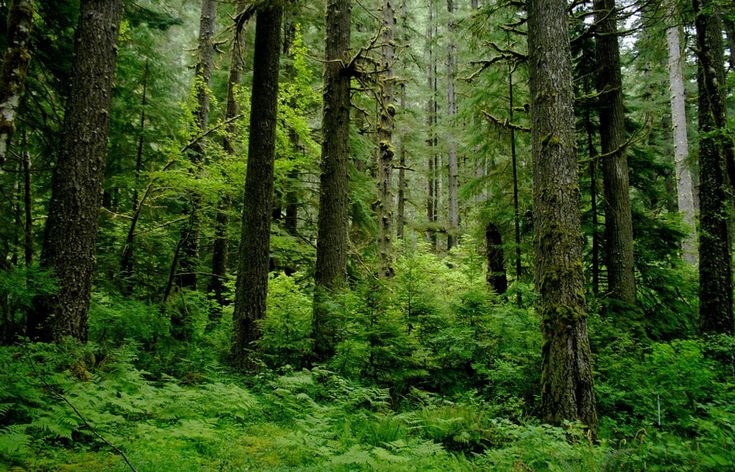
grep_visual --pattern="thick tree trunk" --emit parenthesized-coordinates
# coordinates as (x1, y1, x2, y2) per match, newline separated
(665, 0, 697, 265)
(446, 0, 459, 250)
(594, 0, 636, 307)
(528, 0, 598, 433)
(694, 0, 733, 335)
(175, 0, 217, 291)
(0, 0, 34, 165)
(485, 222, 507, 295)
(232, 5, 282, 368)
(28, 0, 123, 342)
(313, 0, 351, 361)
(377, 0, 396, 277)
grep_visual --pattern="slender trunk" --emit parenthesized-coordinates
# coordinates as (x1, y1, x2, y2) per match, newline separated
(486, 222, 507, 295)
(396, 0, 407, 240)
(313, 0, 351, 361)
(584, 81, 600, 296)
(377, 0, 396, 276)
(694, 0, 733, 335)
(594, 0, 636, 307)
(28, 0, 123, 342)
(22, 132, 31, 267)
(666, 0, 697, 265)
(426, 0, 436, 249)
(175, 0, 217, 291)
(509, 64, 522, 305)
(446, 0, 459, 250)
(0, 0, 34, 165)
(232, 5, 282, 368)
(528, 0, 598, 433)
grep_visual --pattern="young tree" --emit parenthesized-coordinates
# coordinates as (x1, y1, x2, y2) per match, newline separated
(232, 4, 283, 368)
(313, 0, 352, 360)
(27, 0, 124, 342)
(528, 0, 597, 431)
(694, 0, 733, 335)
(593, 0, 636, 308)
(0, 0, 34, 165)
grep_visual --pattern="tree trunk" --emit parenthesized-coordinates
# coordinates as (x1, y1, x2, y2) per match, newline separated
(377, 0, 395, 277)
(446, 0, 459, 250)
(509, 64, 522, 305)
(485, 222, 507, 295)
(28, 0, 123, 342)
(0, 0, 34, 165)
(175, 0, 217, 291)
(584, 79, 600, 296)
(426, 0, 437, 250)
(396, 1, 408, 240)
(694, 0, 733, 335)
(313, 0, 351, 361)
(232, 5, 282, 368)
(528, 0, 598, 433)
(594, 0, 636, 308)
(665, 0, 697, 265)
(208, 2, 250, 315)
(22, 132, 31, 267)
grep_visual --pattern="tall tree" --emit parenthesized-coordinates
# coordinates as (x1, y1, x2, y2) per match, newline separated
(313, 0, 352, 360)
(528, 0, 597, 431)
(27, 0, 123, 341)
(232, 4, 283, 368)
(174, 0, 218, 291)
(426, 0, 437, 250)
(665, 0, 697, 265)
(694, 0, 733, 335)
(396, 0, 408, 239)
(0, 0, 34, 165)
(593, 0, 636, 308)
(446, 0, 459, 250)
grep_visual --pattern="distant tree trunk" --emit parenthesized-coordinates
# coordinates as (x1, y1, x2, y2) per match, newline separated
(208, 2, 251, 315)
(584, 79, 600, 296)
(313, 0, 351, 361)
(27, 0, 123, 342)
(694, 0, 733, 335)
(666, 0, 697, 265)
(377, 0, 395, 277)
(485, 222, 507, 295)
(528, 0, 598, 433)
(594, 0, 636, 308)
(396, 1, 408, 240)
(21, 131, 32, 267)
(232, 5, 282, 368)
(446, 0, 459, 250)
(175, 0, 217, 291)
(426, 0, 437, 250)
(509, 64, 522, 305)
(0, 0, 34, 165)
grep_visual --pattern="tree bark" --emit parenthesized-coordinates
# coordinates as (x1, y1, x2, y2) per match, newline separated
(694, 0, 733, 335)
(593, 0, 636, 307)
(426, 0, 437, 250)
(313, 0, 351, 361)
(175, 0, 217, 291)
(396, 0, 408, 240)
(485, 222, 507, 295)
(22, 132, 31, 267)
(0, 0, 34, 165)
(232, 5, 282, 368)
(665, 0, 697, 265)
(509, 64, 522, 305)
(446, 0, 459, 250)
(28, 0, 123, 342)
(528, 0, 598, 432)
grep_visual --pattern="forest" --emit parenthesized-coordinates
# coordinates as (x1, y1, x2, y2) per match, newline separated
(0, 0, 733, 470)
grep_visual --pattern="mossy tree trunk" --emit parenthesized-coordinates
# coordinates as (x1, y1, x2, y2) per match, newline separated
(232, 5, 282, 369)
(313, 0, 352, 361)
(528, 0, 598, 433)
(28, 0, 123, 342)
(694, 0, 733, 335)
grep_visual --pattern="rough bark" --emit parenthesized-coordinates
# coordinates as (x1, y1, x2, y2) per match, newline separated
(446, 0, 459, 250)
(694, 0, 733, 335)
(27, 0, 123, 342)
(584, 79, 600, 296)
(176, 0, 217, 291)
(313, 0, 351, 361)
(528, 0, 598, 432)
(666, 0, 697, 265)
(485, 222, 507, 295)
(377, 0, 395, 276)
(232, 5, 282, 368)
(0, 0, 34, 165)
(594, 0, 636, 307)
(396, 0, 408, 240)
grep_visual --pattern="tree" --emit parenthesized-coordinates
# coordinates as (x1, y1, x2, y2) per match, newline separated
(593, 0, 636, 308)
(313, 0, 352, 360)
(232, 4, 283, 368)
(527, 0, 597, 431)
(446, 0, 458, 250)
(694, 0, 733, 335)
(27, 0, 124, 341)
(0, 0, 34, 165)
